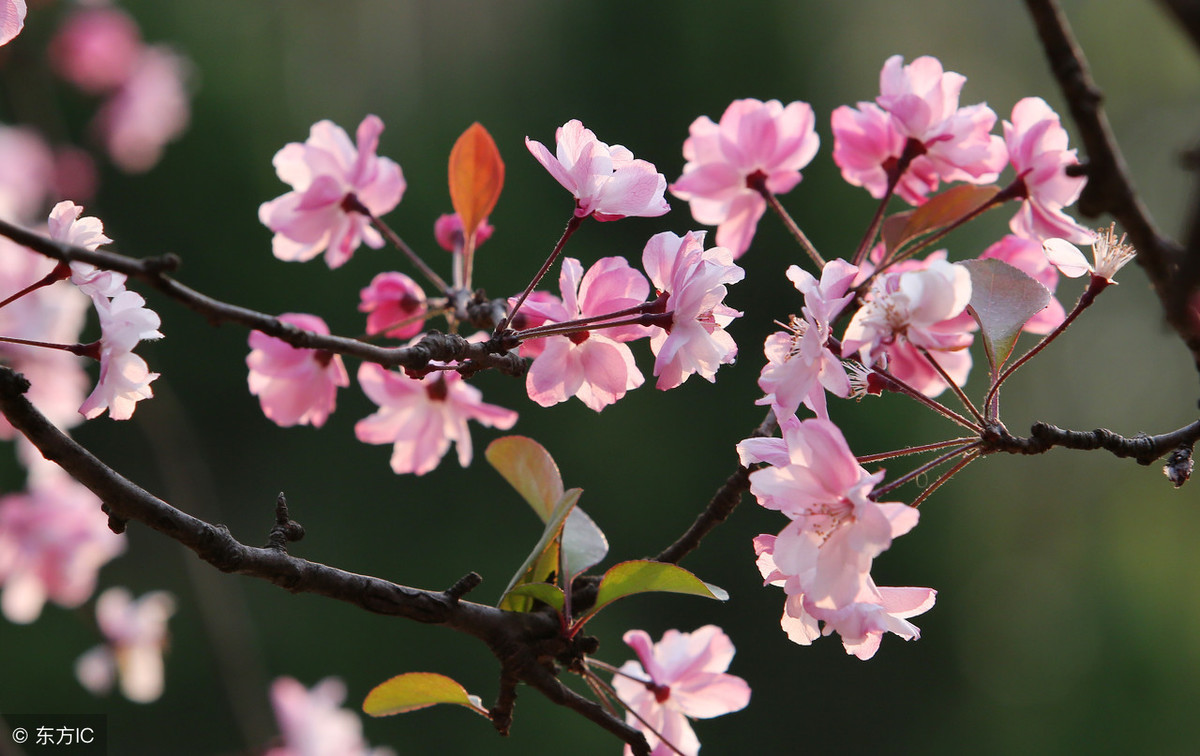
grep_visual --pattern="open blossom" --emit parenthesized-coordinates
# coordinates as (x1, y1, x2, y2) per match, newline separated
(757, 259, 857, 418)
(521, 256, 649, 411)
(75, 588, 175, 703)
(47, 201, 127, 301)
(754, 534, 935, 659)
(613, 626, 751, 756)
(841, 257, 974, 396)
(259, 115, 405, 268)
(671, 98, 819, 257)
(359, 271, 427, 340)
(0, 469, 126, 624)
(94, 46, 191, 173)
(266, 677, 394, 756)
(526, 120, 669, 221)
(833, 55, 1005, 205)
(0, 0, 25, 47)
(1004, 97, 1093, 244)
(738, 415, 918, 608)
(980, 234, 1065, 334)
(79, 289, 163, 420)
(642, 231, 744, 390)
(246, 313, 349, 428)
(1043, 222, 1136, 283)
(49, 5, 142, 94)
(355, 361, 518, 476)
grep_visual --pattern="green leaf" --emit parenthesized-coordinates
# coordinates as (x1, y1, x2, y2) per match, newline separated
(498, 489, 581, 611)
(561, 507, 608, 580)
(363, 672, 489, 718)
(486, 436, 564, 522)
(573, 560, 728, 627)
(960, 258, 1051, 371)
(887, 185, 1000, 256)
(501, 582, 565, 612)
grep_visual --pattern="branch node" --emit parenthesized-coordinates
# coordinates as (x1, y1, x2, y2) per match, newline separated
(444, 571, 483, 603)
(1164, 443, 1195, 488)
(490, 670, 518, 736)
(266, 492, 305, 552)
(101, 503, 128, 534)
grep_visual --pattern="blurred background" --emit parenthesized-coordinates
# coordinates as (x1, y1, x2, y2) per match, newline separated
(1, 0, 1199, 753)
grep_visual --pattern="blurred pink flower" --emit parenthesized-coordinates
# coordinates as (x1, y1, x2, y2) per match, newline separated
(0, 125, 56, 222)
(79, 289, 163, 420)
(246, 313, 348, 428)
(612, 626, 750, 756)
(0, 0, 25, 47)
(259, 115, 405, 268)
(266, 677, 394, 756)
(434, 212, 494, 252)
(641, 231, 744, 390)
(980, 234, 1065, 334)
(522, 256, 649, 411)
(94, 46, 191, 173)
(671, 98, 819, 257)
(359, 271, 427, 340)
(526, 120, 669, 221)
(0, 469, 126, 624)
(48, 5, 142, 94)
(75, 587, 175, 703)
(1004, 97, 1093, 244)
(355, 361, 518, 476)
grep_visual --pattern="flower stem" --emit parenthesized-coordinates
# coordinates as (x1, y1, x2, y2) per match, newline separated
(918, 347, 984, 424)
(0, 335, 97, 358)
(857, 436, 979, 464)
(872, 441, 980, 499)
(0, 262, 71, 311)
(345, 194, 450, 294)
(499, 213, 583, 333)
(748, 173, 824, 268)
(851, 138, 924, 267)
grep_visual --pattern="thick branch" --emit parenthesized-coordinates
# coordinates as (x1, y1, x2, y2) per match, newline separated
(1024, 0, 1200, 368)
(0, 217, 526, 378)
(981, 418, 1200, 466)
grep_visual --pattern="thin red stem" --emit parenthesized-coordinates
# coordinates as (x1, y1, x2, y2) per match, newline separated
(748, 174, 824, 268)
(0, 262, 71, 311)
(872, 441, 980, 499)
(857, 436, 979, 464)
(499, 213, 584, 333)
(345, 194, 450, 294)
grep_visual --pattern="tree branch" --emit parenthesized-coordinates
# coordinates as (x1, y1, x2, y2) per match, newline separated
(981, 417, 1200, 467)
(1024, 0, 1200, 369)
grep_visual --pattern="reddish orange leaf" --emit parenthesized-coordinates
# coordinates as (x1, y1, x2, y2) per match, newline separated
(448, 123, 504, 243)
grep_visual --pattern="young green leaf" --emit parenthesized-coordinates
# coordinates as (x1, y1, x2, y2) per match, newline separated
(573, 560, 728, 628)
(486, 435, 564, 522)
(501, 582, 566, 613)
(498, 489, 581, 611)
(561, 506, 608, 580)
(363, 672, 490, 718)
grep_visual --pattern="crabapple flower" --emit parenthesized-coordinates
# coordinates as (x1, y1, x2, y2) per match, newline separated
(259, 115, 405, 268)
(0, 0, 24, 47)
(246, 313, 348, 428)
(841, 257, 974, 396)
(266, 677, 394, 756)
(642, 231, 744, 390)
(434, 212, 494, 252)
(738, 415, 919, 608)
(48, 5, 142, 94)
(0, 470, 126, 624)
(94, 46, 191, 173)
(0, 125, 56, 222)
(980, 234, 1065, 334)
(75, 588, 174, 703)
(78, 289, 163, 420)
(756, 259, 858, 418)
(525, 120, 669, 221)
(46, 201, 128, 301)
(359, 272, 427, 340)
(831, 100, 939, 204)
(521, 256, 649, 411)
(613, 626, 750, 756)
(355, 361, 518, 476)
(1004, 97, 1093, 244)
(671, 98, 819, 257)
(1043, 222, 1135, 283)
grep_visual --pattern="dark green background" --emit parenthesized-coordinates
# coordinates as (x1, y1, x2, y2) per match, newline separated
(2, 1, 1199, 754)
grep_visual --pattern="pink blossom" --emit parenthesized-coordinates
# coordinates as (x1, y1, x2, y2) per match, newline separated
(522, 256, 649, 411)
(46, 201, 127, 301)
(0, 0, 24, 47)
(75, 587, 174, 702)
(359, 272, 427, 340)
(0, 125, 56, 222)
(670, 98, 819, 257)
(612, 626, 750, 756)
(259, 115, 405, 268)
(246, 313, 348, 428)
(434, 212, 494, 252)
(79, 289, 163, 420)
(94, 46, 190, 173)
(841, 257, 975, 396)
(980, 234, 1064, 334)
(756, 259, 857, 418)
(1004, 97, 1093, 244)
(1043, 222, 1135, 283)
(266, 677, 394, 756)
(526, 120, 669, 221)
(508, 290, 561, 360)
(831, 100, 940, 204)
(0, 470, 126, 624)
(355, 361, 518, 476)
(48, 5, 142, 94)
(641, 231, 744, 390)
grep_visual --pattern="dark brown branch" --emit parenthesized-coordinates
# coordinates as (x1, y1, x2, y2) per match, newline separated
(1158, 0, 1200, 51)
(981, 418, 1200, 467)
(0, 365, 649, 753)
(1024, 0, 1200, 368)
(0, 217, 527, 378)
